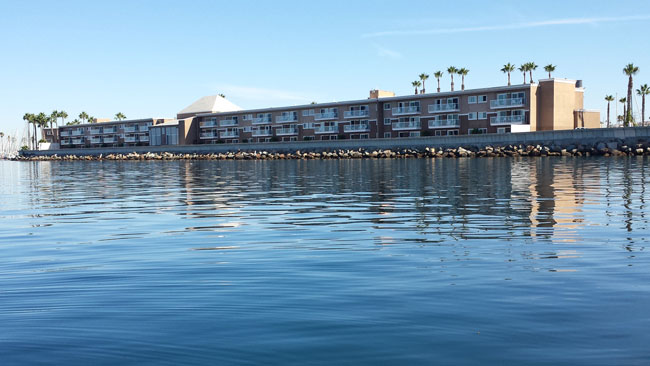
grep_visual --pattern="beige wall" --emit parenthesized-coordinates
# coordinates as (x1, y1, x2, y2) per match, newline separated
(536, 79, 587, 131)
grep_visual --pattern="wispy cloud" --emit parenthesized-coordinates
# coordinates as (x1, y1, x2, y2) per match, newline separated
(362, 15, 650, 38)
(374, 44, 403, 59)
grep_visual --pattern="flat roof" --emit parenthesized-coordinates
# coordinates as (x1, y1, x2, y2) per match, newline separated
(60, 118, 160, 129)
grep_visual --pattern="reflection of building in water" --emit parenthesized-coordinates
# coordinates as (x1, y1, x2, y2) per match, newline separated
(524, 159, 599, 239)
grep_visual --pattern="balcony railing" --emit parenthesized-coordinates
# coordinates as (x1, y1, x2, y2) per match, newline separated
(72, 138, 85, 145)
(392, 121, 421, 130)
(392, 106, 421, 115)
(90, 137, 102, 144)
(200, 120, 218, 128)
(200, 132, 218, 139)
(90, 128, 102, 135)
(428, 119, 460, 128)
(138, 135, 149, 142)
(123, 126, 137, 133)
(103, 136, 117, 143)
(60, 130, 72, 137)
(61, 139, 72, 145)
(252, 116, 272, 124)
(252, 129, 272, 137)
(344, 110, 369, 118)
(315, 125, 339, 134)
(220, 131, 239, 138)
(490, 97, 525, 109)
(220, 119, 238, 127)
(276, 115, 298, 123)
(124, 136, 137, 143)
(428, 103, 459, 113)
(314, 112, 338, 120)
(103, 127, 117, 134)
(490, 115, 526, 125)
(275, 127, 299, 136)
(71, 130, 84, 136)
(344, 124, 369, 132)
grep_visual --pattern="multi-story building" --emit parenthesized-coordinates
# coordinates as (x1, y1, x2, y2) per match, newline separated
(42, 78, 600, 149)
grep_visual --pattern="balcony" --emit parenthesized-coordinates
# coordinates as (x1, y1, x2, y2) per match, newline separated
(276, 114, 298, 123)
(252, 128, 272, 137)
(71, 130, 84, 136)
(275, 127, 299, 136)
(315, 125, 339, 134)
(392, 121, 421, 130)
(139, 135, 149, 142)
(220, 131, 239, 138)
(392, 106, 421, 115)
(344, 110, 369, 118)
(90, 128, 102, 135)
(124, 136, 137, 143)
(220, 119, 238, 127)
(200, 132, 218, 139)
(103, 136, 117, 143)
(72, 138, 85, 145)
(103, 127, 117, 134)
(90, 137, 102, 144)
(123, 126, 138, 133)
(200, 120, 218, 128)
(428, 119, 460, 128)
(252, 116, 272, 124)
(344, 124, 369, 132)
(428, 104, 459, 113)
(314, 112, 338, 120)
(490, 97, 525, 109)
(60, 130, 72, 137)
(490, 115, 526, 125)
(61, 139, 72, 145)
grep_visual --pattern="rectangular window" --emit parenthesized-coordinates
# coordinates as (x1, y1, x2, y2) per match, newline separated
(302, 109, 315, 116)
(384, 132, 391, 138)
(478, 95, 487, 103)
(384, 104, 391, 110)
(468, 128, 487, 134)
(435, 130, 442, 136)
(360, 134, 369, 139)
(478, 112, 487, 120)
(468, 96, 477, 104)
(447, 130, 459, 136)
(468, 112, 477, 120)
(384, 118, 391, 125)
(409, 131, 420, 137)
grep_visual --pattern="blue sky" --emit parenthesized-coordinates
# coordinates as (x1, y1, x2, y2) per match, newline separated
(1, 0, 649, 136)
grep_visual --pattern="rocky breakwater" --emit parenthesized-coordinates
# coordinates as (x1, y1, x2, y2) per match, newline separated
(15, 140, 650, 161)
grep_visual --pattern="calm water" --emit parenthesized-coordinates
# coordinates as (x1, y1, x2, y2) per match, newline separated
(1, 158, 649, 365)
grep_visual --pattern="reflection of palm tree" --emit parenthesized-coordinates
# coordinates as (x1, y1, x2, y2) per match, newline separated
(434, 71, 443, 92)
(605, 95, 614, 128)
(501, 63, 515, 86)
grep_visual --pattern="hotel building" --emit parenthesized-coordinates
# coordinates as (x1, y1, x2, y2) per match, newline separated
(47, 78, 600, 149)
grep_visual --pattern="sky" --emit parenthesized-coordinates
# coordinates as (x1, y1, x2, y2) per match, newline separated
(1, 0, 649, 137)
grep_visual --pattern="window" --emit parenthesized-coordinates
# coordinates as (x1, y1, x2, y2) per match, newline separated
(409, 131, 420, 137)
(468, 112, 477, 120)
(447, 130, 459, 136)
(468, 96, 477, 104)
(478, 95, 487, 103)
(289, 137, 297, 141)
(384, 104, 391, 110)
(497, 127, 507, 134)
(150, 128, 162, 146)
(468, 128, 487, 134)
(384, 118, 391, 125)
(360, 134, 369, 139)
(302, 109, 315, 116)
(384, 132, 391, 138)
(478, 112, 487, 120)
(232, 139, 238, 143)
(435, 130, 442, 136)
(243, 126, 252, 132)
(303, 123, 316, 129)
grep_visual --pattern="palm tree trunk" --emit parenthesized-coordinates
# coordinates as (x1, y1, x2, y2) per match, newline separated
(548, 72, 551, 78)
(422, 80, 425, 94)
(607, 102, 610, 128)
(529, 71, 533, 84)
(461, 76, 465, 91)
(33, 123, 37, 150)
(643, 96, 646, 127)
(26, 122, 31, 149)
(437, 79, 440, 92)
(623, 106, 627, 126)
(627, 75, 633, 126)
(523, 73, 526, 84)
(450, 75, 454, 91)
(507, 72, 511, 86)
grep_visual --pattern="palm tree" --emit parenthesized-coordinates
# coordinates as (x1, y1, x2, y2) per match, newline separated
(23, 113, 34, 149)
(619, 97, 627, 125)
(434, 71, 443, 92)
(419, 73, 429, 94)
(88, 116, 96, 123)
(79, 111, 89, 124)
(49, 110, 58, 132)
(544, 64, 556, 78)
(623, 63, 640, 125)
(115, 112, 127, 121)
(637, 84, 650, 127)
(447, 66, 458, 91)
(67, 119, 81, 126)
(605, 95, 614, 128)
(58, 110, 68, 126)
(501, 63, 516, 86)
(412, 81, 421, 94)
(458, 68, 469, 90)
(527, 62, 538, 83)
(34, 112, 48, 149)
(519, 64, 528, 84)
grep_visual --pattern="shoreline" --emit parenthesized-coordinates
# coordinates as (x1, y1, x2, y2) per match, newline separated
(10, 140, 650, 161)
